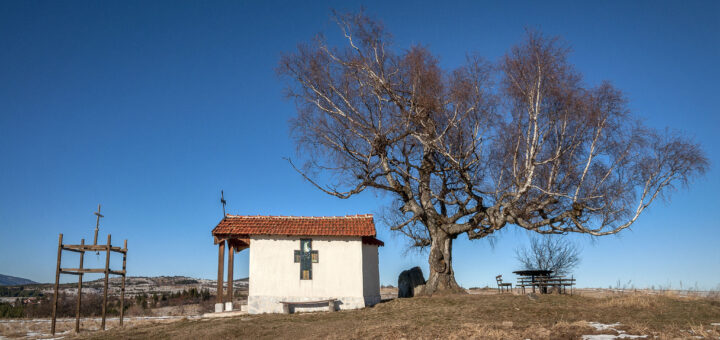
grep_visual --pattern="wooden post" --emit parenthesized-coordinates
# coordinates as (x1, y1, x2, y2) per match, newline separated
(217, 240, 225, 304)
(75, 239, 85, 333)
(120, 239, 127, 327)
(101, 234, 111, 330)
(51, 233, 63, 335)
(227, 243, 234, 303)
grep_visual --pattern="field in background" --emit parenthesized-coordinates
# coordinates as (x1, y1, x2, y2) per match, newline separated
(1, 288, 716, 339)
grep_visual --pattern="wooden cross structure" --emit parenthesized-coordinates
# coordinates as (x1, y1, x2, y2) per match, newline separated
(50, 207, 128, 335)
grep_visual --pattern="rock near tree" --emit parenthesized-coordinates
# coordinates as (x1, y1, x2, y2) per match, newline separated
(397, 267, 426, 298)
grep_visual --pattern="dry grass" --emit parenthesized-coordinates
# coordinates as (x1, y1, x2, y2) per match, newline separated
(0, 316, 190, 339)
(48, 291, 719, 340)
(598, 293, 658, 308)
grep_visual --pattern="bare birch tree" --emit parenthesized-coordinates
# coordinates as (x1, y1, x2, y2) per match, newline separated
(278, 12, 708, 294)
(516, 236, 581, 276)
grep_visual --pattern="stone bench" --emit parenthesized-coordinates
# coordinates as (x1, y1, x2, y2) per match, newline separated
(279, 299, 338, 314)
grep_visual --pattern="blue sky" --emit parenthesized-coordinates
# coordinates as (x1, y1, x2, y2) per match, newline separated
(1, 0, 718, 290)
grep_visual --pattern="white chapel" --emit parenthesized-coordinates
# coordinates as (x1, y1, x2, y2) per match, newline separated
(211, 214, 383, 314)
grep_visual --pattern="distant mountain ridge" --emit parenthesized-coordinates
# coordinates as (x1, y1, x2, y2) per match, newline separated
(0, 274, 38, 286)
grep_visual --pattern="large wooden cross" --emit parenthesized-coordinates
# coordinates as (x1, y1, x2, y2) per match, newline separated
(294, 239, 318, 280)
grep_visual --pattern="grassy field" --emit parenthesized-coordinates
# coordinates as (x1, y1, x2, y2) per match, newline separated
(65, 290, 720, 340)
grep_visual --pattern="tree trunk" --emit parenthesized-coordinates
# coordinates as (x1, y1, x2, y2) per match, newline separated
(422, 229, 465, 295)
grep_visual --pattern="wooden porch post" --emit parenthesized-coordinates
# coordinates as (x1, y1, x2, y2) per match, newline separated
(51, 233, 63, 335)
(217, 240, 225, 304)
(227, 243, 234, 303)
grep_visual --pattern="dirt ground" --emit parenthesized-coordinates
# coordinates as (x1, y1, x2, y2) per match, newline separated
(3, 289, 719, 339)
(0, 315, 194, 339)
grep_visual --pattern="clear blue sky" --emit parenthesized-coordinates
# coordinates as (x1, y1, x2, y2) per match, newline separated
(1, 0, 718, 290)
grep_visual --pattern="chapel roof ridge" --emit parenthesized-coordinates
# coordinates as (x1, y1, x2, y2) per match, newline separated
(214, 213, 379, 239)
(224, 213, 374, 219)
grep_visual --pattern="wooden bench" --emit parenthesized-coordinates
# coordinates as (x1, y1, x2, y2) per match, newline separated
(280, 299, 338, 314)
(496, 275, 513, 293)
(517, 276, 575, 294)
(516, 276, 534, 294)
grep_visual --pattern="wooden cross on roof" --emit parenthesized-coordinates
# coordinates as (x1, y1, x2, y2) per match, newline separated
(93, 204, 104, 246)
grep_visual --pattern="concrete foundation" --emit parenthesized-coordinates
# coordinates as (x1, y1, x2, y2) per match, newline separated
(214, 303, 224, 313)
(225, 302, 233, 311)
(364, 295, 381, 307)
(247, 295, 379, 314)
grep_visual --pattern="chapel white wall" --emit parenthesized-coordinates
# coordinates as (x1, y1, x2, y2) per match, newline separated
(248, 235, 367, 313)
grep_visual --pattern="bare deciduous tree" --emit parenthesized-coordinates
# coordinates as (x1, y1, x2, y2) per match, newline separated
(516, 236, 581, 276)
(278, 12, 708, 294)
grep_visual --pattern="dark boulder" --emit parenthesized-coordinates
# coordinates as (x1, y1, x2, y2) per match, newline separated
(397, 266, 426, 298)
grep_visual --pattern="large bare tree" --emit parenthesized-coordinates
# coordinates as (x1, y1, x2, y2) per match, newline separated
(278, 12, 708, 294)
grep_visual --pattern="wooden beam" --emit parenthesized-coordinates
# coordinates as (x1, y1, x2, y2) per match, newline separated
(120, 239, 127, 327)
(101, 234, 111, 330)
(62, 244, 126, 253)
(75, 239, 85, 333)
(61, 268, 126, 275)
(51, 234, 62, 335)
(217, 240, 225, 304)
(227, 243, 234, 303)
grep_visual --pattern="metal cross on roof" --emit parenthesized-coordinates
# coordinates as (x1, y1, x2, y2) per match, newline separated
(220, 190, 227, 217)
(93, 204, 104, 246)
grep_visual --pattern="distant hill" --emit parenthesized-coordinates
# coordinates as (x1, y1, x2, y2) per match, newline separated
(0, 274, 38, 286)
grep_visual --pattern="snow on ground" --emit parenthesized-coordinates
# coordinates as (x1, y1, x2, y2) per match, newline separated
(582, 336, 646, 340)
(582, 322, 647, 340)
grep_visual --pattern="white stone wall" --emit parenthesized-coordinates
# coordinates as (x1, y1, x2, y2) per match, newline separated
(249, 235, 380, 314)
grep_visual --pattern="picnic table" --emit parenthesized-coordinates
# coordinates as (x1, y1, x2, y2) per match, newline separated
(513, 270, 575, 294)
(513, 269, 552, 280)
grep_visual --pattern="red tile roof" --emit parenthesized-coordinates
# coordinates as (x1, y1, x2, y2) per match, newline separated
(212, 214, 379, 239)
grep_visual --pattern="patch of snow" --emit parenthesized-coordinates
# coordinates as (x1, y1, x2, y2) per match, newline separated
(583, 322, 647, 339)
(588, 322, 622, 331)
(23, 329, 69, 340)
(582, 335, 646, 340)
